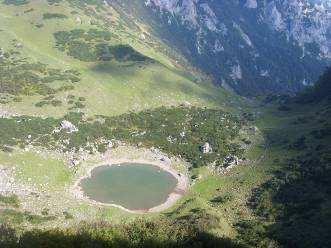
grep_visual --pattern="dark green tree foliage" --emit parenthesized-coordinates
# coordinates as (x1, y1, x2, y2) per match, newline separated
(0, 224, 17, 248)
(239, 101, 331, 247)
(235, 220, 271, 248)
(0, 116, 59, 150)
(43, 13, 68, 20)
(87, 107, 242, 167)
(53, 29, 152, 63)
(246, 154, 331, 247)
(67, 41, 96, 61)
(0, 107, 242, 168)
(298, 67, 331, 103)
(0, 209, 56, 226)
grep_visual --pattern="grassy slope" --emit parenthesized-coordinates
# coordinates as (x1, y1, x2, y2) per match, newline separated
(0, 0, 238, 118)
(0, 3, 311, 243)
(0, 0, 247, 231)
(0, 2, 329, 246)
(0, 151, 71, 190)
(0, 148, 136, 229)
(257, 101, 331, 246)
(163, 97, 331, 240)
(162, 119, 278, 238)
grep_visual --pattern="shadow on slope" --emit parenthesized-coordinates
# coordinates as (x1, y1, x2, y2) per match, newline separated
(238, 68, 331, 247)
(90, 60, 237, 111)
(0, 219, 244, 248)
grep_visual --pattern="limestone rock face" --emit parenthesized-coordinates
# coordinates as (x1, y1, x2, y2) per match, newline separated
(111, 0, 331, 95)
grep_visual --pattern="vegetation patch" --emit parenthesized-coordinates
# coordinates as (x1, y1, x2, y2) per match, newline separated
(245, 151, 331, 247)
(0, 209, 56, 226)
(0, 49, 80, 102)
(210, 193, 233, 205)
(0, 218, 242, 248)
(0, 195, 20, 208)
(35, 99, 63, 108)
(0, 107, 244, 168)
(298, 67, 331, 103)
(53, 29, 152, 63)
(237, 73, 331, 247)
(43, 13, 68, 20)
(47, 0, 62, 5)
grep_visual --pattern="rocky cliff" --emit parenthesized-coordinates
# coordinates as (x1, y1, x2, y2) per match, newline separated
(111, 0, 331, 95)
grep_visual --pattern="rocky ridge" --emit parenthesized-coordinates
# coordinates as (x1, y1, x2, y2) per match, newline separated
(113, 0, 331, 95)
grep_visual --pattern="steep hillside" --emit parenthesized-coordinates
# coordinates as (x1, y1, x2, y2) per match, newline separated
(0, 0, 239, 119)
(239, 77, 331, 247)
(111, 0, 331, 95)
(0, 0, 251, 239)
(2, 67, 330, 247)
(0, 1, 330, 248)
(298, 66, 331, 102)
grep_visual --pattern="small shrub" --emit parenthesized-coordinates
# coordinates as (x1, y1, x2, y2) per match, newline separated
(0, 195, 20, 208)
(43, 13, 68, 20)
(63, 211, 73, 220)
(210, 193, 233, 204)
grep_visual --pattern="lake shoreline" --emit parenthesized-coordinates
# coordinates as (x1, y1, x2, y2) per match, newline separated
(71, 148, 189, 214)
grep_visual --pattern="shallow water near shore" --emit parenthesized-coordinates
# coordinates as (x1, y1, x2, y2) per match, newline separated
(80, 163, 178, 211)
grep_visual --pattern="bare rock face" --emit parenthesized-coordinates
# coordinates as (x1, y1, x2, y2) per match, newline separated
(245, 0, 258, 9)
(266, 0, 330, 59)
(145, 0, 330, 58)
(113, 0, 331, 95)
(223, 155, 239, 168)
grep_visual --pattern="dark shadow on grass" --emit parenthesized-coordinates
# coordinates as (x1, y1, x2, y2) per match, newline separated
(89, 60, 230, 109)
(240, 119, 331, 247)
(0, 220, 245, 248)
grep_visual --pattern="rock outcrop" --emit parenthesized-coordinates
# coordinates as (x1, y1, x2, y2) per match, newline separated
(201, 142, 212, 154)
(112, 0, 331, 95)
(59, 120, 78, 133)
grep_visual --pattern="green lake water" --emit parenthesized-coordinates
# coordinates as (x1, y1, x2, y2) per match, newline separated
(80, 163, 178, 210)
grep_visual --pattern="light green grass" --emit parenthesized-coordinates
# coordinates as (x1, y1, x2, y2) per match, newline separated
(0, 1, 239, 118)
(0, 0, 250, 232)
(0, 150, 71, 190)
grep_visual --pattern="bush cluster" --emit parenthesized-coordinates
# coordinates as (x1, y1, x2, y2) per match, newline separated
(43, 13, 68, 20)
(54, 29, 152, 63)
(0, 107, 243, 168)
(0, 51, 80, 101)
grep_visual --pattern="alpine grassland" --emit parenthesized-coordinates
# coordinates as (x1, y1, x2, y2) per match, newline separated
(0, 1, 330, 248)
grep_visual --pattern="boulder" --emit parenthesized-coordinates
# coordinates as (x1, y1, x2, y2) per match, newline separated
(60, 120, 78, 133)
(201, 142, 212, 153)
